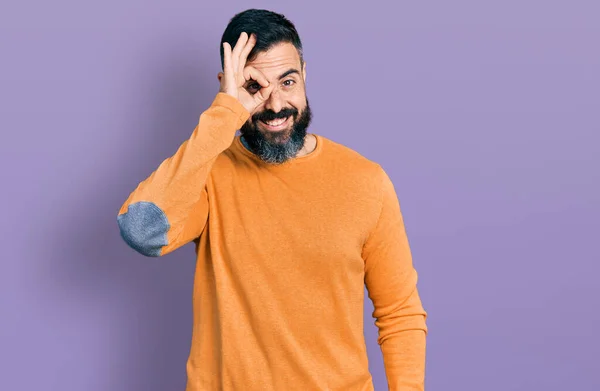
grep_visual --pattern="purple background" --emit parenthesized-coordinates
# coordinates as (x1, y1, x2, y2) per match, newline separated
(1, 1, 598, 390)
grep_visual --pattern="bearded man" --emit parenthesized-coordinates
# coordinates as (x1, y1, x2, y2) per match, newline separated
(117, 8, 428, 391)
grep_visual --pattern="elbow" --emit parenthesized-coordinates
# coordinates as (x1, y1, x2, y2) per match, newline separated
(117, 201, 170, 257)
(376, 312, 428, 345)
(374, 290, 428, 344)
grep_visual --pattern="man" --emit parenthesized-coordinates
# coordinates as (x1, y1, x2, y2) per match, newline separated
(117, 8, 428, 391)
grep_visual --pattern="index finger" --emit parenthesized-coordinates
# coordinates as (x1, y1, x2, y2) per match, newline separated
(243, 66, 270, 88)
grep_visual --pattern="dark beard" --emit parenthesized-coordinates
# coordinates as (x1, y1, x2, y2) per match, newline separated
(239, 99, 313, 165)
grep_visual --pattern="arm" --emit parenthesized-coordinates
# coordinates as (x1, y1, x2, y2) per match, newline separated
(362, 166, 428, 391)
(117, 32, 273, 257)
(117, 92, 249, 257)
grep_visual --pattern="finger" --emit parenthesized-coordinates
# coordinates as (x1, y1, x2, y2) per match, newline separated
(238, 33, 256, 76)
(222, 42, 233, 74)
(243, 66, 270, 88)
(255, 83, 275, 103)
(231, 32, 249, 73)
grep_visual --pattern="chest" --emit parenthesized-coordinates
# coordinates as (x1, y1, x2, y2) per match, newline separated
(206, 167, 375, 274)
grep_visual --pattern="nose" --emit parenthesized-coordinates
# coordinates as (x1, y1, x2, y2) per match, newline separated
(263, 88, 284, 114)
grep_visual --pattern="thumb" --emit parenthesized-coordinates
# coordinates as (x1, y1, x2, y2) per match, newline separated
(255, 83, 275, 103)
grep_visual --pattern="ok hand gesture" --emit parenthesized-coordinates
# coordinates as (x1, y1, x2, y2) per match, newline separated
(219, 32, 272, 114)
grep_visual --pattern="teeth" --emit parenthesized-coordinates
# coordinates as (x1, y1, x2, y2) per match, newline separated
(265, 117, 287, 126)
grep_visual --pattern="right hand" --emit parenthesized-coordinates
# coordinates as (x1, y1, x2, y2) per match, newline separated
(219, 32, 273, 114)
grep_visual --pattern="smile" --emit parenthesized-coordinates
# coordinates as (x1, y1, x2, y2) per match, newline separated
(259, 116, 291, 131)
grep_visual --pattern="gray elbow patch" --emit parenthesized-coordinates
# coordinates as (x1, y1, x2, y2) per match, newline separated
(117, 201, 169, 257)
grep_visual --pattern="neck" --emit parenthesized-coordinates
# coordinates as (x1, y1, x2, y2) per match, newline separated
(295, 134, 315, 157)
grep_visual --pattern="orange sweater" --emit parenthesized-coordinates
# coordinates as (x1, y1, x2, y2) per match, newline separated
(117, 92, 428, 391)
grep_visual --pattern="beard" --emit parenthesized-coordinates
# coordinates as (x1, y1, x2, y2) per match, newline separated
(239, 98, 313, 165)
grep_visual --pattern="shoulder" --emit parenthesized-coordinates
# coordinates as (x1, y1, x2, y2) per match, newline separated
(318, 134, 386, 180)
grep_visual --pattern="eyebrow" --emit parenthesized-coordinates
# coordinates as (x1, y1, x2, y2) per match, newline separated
(278, 69, 300, 80)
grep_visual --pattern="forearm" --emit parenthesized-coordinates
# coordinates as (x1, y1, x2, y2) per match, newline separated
(375, 287, 428, 391)
(381, 329, 426, 391)
(117, 92, 249, 256)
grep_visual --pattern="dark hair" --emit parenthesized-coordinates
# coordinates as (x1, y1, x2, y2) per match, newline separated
(219, 9, 303, 70)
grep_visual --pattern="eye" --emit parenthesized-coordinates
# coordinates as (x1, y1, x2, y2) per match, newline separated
(246, 82, 261, 92)
(283, 79, 295, 87)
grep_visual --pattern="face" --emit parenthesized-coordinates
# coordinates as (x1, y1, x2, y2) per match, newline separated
(238, 42, 312, 165)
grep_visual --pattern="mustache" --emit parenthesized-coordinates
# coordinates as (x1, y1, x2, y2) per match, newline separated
(253, 107, 298, 123)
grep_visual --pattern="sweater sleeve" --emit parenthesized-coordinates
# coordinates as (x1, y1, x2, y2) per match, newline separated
(362, 166, 428, 391)
(117, 92, 250, 257)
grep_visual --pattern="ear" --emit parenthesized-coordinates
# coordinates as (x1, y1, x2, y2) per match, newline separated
(302, 61, 307, 82)
(217, 72, 223, 82)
